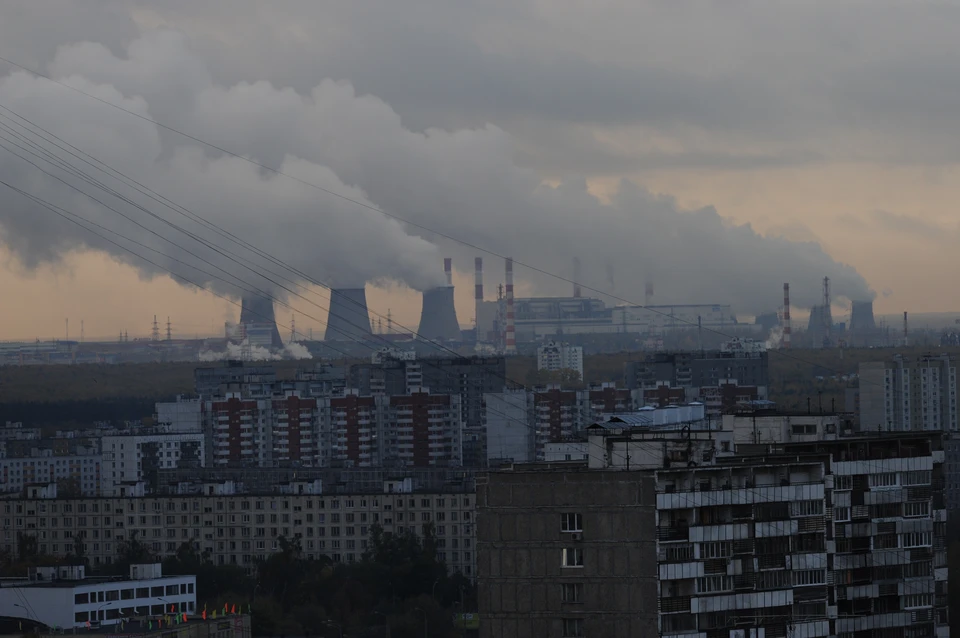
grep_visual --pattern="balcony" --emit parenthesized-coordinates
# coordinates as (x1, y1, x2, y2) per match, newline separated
(657, 526, 689, 542)
(660, 596, 691, 614)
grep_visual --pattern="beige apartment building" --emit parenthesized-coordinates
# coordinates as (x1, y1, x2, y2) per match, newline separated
(0, 484, 476, 577)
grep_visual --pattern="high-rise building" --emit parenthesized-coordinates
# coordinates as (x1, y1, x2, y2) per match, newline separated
(477, 468, 659, 638)
(478, 424, 948, 638)
(386, 391, 463, 467)
(859, 354, 959, 432)
(537, 341, 584, 378)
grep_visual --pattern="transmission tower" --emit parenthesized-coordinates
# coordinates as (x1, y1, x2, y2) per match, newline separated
(151, 315, 160, 342)
(166, 317, 172, 341)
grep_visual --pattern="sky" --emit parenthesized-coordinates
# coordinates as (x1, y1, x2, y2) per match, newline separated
(0, 0, 956, 341)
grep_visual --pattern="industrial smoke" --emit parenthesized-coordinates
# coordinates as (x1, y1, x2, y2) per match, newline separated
(0, 30, 874, 314)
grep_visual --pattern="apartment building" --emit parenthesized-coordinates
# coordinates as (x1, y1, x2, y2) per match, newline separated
(101, 433, 204, 497)
(0, 485, 477, 578)
(860, 354, 959, 433)
(0, 453, 101, 497)
(479, 429, 948, 638)
(537, 341, 584, 378)
(476, 468, 659, 638)
(387, 391, 463, 467)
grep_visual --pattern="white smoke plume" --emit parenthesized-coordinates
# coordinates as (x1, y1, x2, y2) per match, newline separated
(0, 30, 873, 314)
(198, 340, 313, 362)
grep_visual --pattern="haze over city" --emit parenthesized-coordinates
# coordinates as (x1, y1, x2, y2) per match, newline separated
(2, 1, 959, 340)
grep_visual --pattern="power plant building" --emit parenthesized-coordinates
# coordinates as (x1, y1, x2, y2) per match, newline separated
(476, 298, 741, 342)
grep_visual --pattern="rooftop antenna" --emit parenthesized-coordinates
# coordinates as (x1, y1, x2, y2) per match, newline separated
(309, 327, 313, 341)
(124, 330, 128, 342)
(151, 315, 160, 342)
(166, 317, 172, 341)
(377, 317, 383, 335)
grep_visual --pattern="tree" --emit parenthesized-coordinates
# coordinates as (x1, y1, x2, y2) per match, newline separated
(55, 477, 82, 498)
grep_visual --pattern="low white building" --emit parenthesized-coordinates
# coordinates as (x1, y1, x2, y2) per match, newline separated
(102, 434, 205, 497)
(0, 564, 196, 629)
(536, 341, 583, 378)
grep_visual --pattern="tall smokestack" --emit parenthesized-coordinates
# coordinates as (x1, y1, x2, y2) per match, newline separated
(903, 311, 909, 347)
(782, 283, 791, 349)
(505, 257, 517, 354)
(444, 257, 453, 287)
(325, 288, 373, 341)
(572, 257, 582, 298)
(239, 294, 283, 348)
(475, 257, 484, 342)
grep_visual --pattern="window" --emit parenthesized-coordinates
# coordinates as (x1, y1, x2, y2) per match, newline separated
(834, 475, 853, 490)
(902, 532, 932, 547)
(902, 471, 932, 486)
(792, 569, 826, 586)
(561, 513, 582, 533)
(562, 618, 583, 637)
(561, 583, 583, 603)
(74, 593, 89, 605)
(834, 507, 851, 522)
(561, 548, 583, 568)
(700, 541, 731, 559)
(903, 594, 932, 609)
(870, 473, 897, 488)
(697, 576, 733, 593)
(904, 502, 930, 518)
(790, 500, 824, 517)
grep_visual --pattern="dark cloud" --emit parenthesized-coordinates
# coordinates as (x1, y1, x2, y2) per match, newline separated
(0, 8, 885, 313)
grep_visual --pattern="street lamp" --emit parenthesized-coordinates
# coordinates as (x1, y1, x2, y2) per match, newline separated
(323, 620, 343, 638)
(414, 607, 428, 638)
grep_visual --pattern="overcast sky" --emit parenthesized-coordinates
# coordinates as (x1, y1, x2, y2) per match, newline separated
(0, 1, 957, 340)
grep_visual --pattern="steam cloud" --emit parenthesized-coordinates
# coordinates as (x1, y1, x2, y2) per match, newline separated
(0, 30, 873, 314)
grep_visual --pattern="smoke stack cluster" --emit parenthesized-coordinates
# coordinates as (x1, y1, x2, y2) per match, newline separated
(505, 257, 516, 354)
(417, 258, 461, 342)
(325, 288, 373, 341)
(782, 283, 791, 349)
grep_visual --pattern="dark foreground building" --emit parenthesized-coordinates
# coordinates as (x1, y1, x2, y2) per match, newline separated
(476, 466, 659, 638)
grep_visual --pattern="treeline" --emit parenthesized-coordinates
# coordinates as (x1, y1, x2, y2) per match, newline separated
(5, 525, 473, 637)
(0, 398, 158, 427)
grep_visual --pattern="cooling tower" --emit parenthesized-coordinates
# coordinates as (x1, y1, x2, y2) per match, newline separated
(849, 301, 876, 332)
(239, 294, 283, 348)
(325, 288, 373, 341)
(418, 286, 461, 342)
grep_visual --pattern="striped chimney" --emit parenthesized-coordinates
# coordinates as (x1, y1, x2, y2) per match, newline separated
(475, 257, 484, 342)
(782, 283, 792, 349)
(505, 257, 517, 354)
(444, 258, 453, 287)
